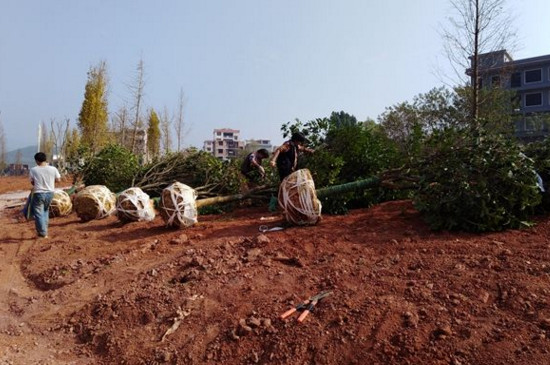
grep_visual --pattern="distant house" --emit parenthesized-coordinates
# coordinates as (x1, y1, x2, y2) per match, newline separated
(467, 49, 550, 142)
(4, 163, 29, 176)
(203, 128, 245, 160)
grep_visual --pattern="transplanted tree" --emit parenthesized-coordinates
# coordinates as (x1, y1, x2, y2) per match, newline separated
(78, 61, 109, 154)
(441, 0, 516, 120)
(147, 108, 161, 160)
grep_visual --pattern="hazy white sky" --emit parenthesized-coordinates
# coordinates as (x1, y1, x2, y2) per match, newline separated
(1, 0, 549, 151)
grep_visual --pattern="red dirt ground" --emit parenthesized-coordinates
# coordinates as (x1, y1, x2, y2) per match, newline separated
(1, 175, 550, 365)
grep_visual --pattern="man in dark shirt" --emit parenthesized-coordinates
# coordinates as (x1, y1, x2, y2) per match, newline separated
(270, 132, 314, 181)
(241, 148, 270, 186)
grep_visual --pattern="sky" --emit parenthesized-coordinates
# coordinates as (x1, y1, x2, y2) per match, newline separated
(1, 0, 549, 152)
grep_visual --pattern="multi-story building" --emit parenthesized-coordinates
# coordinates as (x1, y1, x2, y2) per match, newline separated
(468, 50, 550, 141)
(203, 128, 245, 160)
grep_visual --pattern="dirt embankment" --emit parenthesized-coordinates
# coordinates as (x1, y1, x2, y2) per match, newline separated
(1, 175, 550, 364)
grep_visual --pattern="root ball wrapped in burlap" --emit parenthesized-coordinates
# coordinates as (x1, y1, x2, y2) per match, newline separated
(116, 187, 155, 222)
(49, 189, 73, 218)
(159, 182, 198, 228)
(74, 185, 116, 222)
(278, 169, 322, 226)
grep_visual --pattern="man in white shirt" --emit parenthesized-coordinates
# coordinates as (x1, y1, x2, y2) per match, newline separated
(29, 152, 61, 238)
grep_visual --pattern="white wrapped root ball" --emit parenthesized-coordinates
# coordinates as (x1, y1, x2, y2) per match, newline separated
(159, 182, 198, 228)
(278, 169, 322, 226)
(49, 189, 73, 218)
(116, 187, 156, 222)
(74, 185, 116, 222)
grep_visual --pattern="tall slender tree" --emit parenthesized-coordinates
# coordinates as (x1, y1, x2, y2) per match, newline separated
(174, 88, 189, 151)
(78, 61, 109, 154)
(441, 0, 516, 120)
(112, 105, 130, 148)
(147, 108, 161, 159)
(40, 121, 54, 158)
(129, 58, 146, 154)
(64, 127, 81, 168)
(50, 118, 71, 171)
(160, 106, 172, 154)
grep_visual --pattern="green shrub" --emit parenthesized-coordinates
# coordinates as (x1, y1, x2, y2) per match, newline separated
(81, 144, 140, 193)
(413, 126, 541, 232)
(523, 138, 550, 211)
(281, 111, 403, 214)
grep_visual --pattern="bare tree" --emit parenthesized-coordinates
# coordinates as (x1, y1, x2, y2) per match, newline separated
(128, 58, 146, 153)
(50, 118, 70, 172)
(174, 88, 190, 151)
(160, 106, 173, 154)
(112, 105, 131, 149)
(441, 0, 516, 119)
(40, 121, 54, 157)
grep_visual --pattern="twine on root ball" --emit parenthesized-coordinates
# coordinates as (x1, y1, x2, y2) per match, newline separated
(49, 189, 73, 218)
(116, 187, 155, 222)
(159, 182, 198, 228)
(74, 185, 116, 222)
(278, 169, 322, 226)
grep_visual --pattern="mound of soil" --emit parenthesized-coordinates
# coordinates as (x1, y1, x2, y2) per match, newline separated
(1, 176, 549, 364)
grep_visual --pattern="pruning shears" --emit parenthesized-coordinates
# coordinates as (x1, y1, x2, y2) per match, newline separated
(259, 225, 284, 233)
(280, 291, 332, 323)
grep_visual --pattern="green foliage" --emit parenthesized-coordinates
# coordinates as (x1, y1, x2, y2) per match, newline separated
(378, 86, 517, 162)
(523, 138, 550, 210)
(147, 109, 161, 159)
(81, 144, 140, 193)
(198, 204, 231, 215)
(456, 85, 518, 135)
(78, 61, 109, 154)
(413, 126, 541, 232)
(281, 111, 403, 214)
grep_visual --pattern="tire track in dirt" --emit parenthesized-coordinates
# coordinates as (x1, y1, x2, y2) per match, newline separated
(0, 224, 71, 364)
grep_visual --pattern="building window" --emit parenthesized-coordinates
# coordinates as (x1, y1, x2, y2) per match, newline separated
(217, 149, 223, 154)
(491, 75, 500, 87)
(525, 69, 542, 83)
(511, 72, 521, 87)
(525, 92, 543, 107)
(218, 141, 223, 146)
